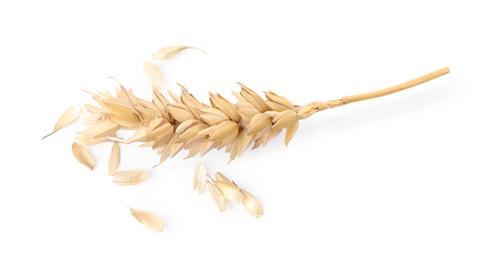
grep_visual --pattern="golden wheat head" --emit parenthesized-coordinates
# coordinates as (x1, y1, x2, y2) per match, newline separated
(78, 82, 317, 165)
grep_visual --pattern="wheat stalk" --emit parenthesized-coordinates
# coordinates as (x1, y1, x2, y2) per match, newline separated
(66, 66, 449, 167)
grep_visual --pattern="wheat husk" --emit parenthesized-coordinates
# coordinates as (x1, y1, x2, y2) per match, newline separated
(129, 208, 164, 232)
(152, 45, 207, 60)
(112, 170, 147, 185)
(207, 178, 228, 212)
(193, 162, 206, 193)
(42, 106, 82, 139)
(108, 142, 120, 175)
(143, 61, 164, 90)
(71, 142, 96, 170)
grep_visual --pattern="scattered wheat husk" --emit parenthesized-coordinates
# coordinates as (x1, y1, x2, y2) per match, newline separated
(71, 142, 96, 170)
(143, 61, 164, 90)
(42, 106, 82, 139)
(112, 170, 147, 185)
(193, 162, 206, 193)
(152, 45, 207, 60)
(108, 142, 120, 175)
(129, 208, 164, 232)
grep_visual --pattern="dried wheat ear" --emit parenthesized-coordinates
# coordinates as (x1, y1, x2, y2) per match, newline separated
(44, 64, 449, 167)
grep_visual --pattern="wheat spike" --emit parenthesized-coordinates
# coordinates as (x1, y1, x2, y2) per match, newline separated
(71, 66, 450, 166)
(76, 83, 302, 164)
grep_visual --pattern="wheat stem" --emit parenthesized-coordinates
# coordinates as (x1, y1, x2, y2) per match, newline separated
(318, 67, 450, 110)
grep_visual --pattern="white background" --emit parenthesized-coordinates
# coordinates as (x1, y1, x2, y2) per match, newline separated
(1, 1, 487, 259)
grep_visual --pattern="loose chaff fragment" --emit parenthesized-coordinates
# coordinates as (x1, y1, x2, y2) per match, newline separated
(71, 142, 96, 170)
(129, 208, 164, 232)
(42, 106, 82, 139)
